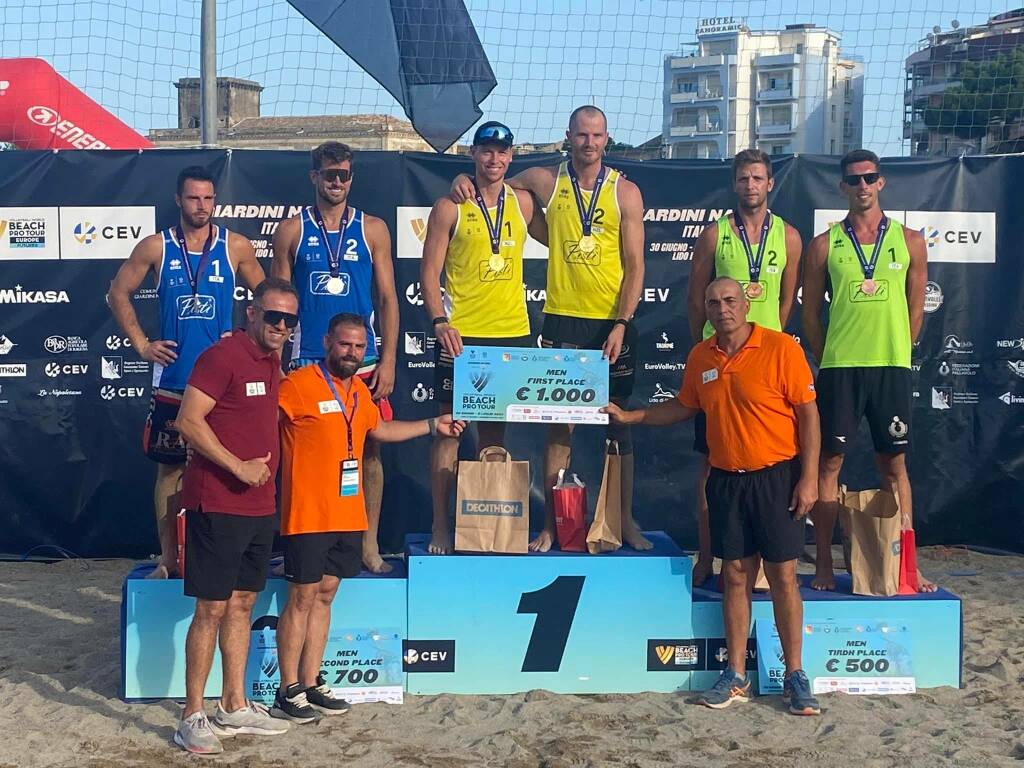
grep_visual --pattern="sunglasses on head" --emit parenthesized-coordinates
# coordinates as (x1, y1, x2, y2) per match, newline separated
(261, 309, 299, 328)
(318, 168, 352, 183)
(843, 172, 880, 186)
(475, 125, 514, 145)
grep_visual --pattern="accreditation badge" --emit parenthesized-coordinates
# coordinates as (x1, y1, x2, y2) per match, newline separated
(340, 458, 360, 497)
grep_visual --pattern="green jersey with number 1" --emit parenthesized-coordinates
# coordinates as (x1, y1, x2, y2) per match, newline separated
(821, 219, 912, 369)
(702, 213, 788, 339)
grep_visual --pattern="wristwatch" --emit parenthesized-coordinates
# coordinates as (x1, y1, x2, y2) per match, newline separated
(613, 318, 630, 329)
(431, 316, 449, 326)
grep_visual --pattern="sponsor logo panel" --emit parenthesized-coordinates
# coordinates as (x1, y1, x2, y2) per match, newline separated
(0, 208, 60, 260)
(903, 210, 996, 264)
(401, 640, 455, 672)
(59, 206, 155, 260)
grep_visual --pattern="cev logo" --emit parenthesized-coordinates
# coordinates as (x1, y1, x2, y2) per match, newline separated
(27, 105, 59, 127)
(74, 222, 97, 244)
(920, 227, 940, 247)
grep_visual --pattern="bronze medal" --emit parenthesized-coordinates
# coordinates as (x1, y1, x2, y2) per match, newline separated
(745, 281, 763, 299)
(861, 278, 878, 296)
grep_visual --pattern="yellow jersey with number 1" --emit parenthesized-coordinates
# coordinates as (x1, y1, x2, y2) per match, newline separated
(444, 184, 530, 338)
(543, 162, 623, 320)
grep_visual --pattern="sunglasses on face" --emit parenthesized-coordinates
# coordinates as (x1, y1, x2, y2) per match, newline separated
(843, 172, 881, 186)
(318, 168, 352, 183)
(261, 309, 299, 328)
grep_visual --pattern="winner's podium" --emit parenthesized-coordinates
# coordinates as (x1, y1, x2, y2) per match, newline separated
(404, 532, 694, 694)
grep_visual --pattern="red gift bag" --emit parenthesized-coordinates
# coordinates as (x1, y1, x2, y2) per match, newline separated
(553, 469, 587, 552)
(176, 509, 187, 579)
(897, 529, 919, 594)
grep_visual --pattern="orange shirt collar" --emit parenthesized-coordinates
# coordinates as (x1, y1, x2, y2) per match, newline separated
(710, 323, 763, 355)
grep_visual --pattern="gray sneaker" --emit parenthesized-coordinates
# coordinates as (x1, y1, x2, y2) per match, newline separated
(174, 711, 223, 755)
(213, 700, 291, 736)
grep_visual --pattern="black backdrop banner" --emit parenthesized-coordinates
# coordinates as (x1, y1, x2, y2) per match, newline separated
(1, 150, 1022, 557)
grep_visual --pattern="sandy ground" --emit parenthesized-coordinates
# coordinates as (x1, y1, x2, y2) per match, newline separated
(0, 546, 1021, 768)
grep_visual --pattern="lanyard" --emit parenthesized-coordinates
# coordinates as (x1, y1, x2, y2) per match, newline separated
(842, 215, 889, 279)
(566, 161, 607, 236)
(319, 361, 358, 458)
(311, 206, 350, 278)
(174, 224, 215, 296)
(471, 178, 506, 255)
(734, 211, 772, 284)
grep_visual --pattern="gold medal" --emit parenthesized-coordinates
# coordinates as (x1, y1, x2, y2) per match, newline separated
(578, 234, 596, 252)
(326, 276, 344, 295)
(488, 253, 505, 272)
(861, 278, 878, 296)
(745, 281, 763, 299)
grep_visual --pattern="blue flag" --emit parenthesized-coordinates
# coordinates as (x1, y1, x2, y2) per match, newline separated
(286, 0, 497, 152)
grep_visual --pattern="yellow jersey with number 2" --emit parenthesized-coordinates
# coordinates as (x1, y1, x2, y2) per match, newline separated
(544, 161, 623, 320)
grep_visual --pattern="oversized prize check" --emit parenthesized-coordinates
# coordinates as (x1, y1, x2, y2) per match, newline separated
(453, 345, 609, 424)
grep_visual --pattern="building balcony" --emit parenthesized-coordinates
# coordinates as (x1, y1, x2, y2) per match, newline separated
(670, 123, 724, 137)
(757, 87, 795, 101)
(671, 89, 724, 103)
(757, 122, 795, 136)
(668, 54, 733, 71)
(904, 80, 957, 103)
(755, 52, 800, 68)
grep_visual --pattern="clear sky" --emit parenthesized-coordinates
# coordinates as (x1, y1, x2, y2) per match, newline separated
(0, 0, 1009, 155)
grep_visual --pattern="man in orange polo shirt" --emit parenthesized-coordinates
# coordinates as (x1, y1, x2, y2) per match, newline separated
(272, 312, 465, 723)
(604, 277, 821, 716)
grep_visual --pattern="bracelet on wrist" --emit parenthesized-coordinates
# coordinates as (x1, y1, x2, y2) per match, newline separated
(427, 417, 438, 436)
(431, 316, 449, 327)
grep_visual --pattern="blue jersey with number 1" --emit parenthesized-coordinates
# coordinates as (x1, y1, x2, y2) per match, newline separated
(153, 226, 236, 390)
(292, 206, 377, 364)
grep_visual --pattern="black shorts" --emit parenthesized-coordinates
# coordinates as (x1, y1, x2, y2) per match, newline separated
(706, 458, 804, 563)
(282, 531, 363, 583)
(184, 509, 276, 600)
(541, 314, 638, 401)
(143, 388, 186, 464)
(435, 334, 534, 405)
(693, 411, 709, 455)
(816, 367, 912, 455)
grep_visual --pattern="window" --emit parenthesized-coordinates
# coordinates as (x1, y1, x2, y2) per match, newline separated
(773, 144, 784, 154)
(830, 139, 836, 154)
(831, 104, 837, 122)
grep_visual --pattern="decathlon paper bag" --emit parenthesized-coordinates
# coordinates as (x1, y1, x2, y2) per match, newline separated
(839, 486, 901, 596)
(455, 446, 530, 554)
(587, 440, 623, 554)
(553, 468, 587, 552)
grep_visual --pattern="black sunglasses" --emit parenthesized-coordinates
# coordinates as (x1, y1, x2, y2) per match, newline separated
(475, 125, 514, 145)
(318, 168, 352, 183)
(843, 172, 881, 186)
(261, 309, 299, 328)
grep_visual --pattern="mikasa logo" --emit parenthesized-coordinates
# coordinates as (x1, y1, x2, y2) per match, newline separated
(0, 285, 70, 304)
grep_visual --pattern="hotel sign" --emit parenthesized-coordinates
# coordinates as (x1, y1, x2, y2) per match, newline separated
(697, 17, 744, 35)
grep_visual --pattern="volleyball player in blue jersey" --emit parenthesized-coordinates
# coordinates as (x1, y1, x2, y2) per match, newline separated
(109, 166, 265, 578)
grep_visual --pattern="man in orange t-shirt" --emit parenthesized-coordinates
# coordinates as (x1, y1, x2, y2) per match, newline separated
(273, 312, 465, 723)
(604, 277, 821, 717)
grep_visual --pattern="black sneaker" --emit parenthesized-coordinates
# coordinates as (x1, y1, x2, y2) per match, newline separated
(305, 674, 352, 715)
(271, 682, 319, 724)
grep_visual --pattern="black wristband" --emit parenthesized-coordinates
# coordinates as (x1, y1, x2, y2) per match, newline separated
(432, 316, 449, 326)
(613, 318, 630, 329)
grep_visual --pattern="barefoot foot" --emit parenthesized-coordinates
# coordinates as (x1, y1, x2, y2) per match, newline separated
(363, 551, 394, 574)
(529, 528, 556, 552)
(428, 530, 453, 555)
(621, 522, 653, 551)
(692, 556, 714, 587)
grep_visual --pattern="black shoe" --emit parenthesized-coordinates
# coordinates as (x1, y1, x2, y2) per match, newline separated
(305, 674, 352, 715)
(271, 682, 319, 724)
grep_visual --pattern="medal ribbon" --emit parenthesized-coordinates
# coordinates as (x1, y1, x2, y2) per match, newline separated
(319, 361, 358, 458)
(566, 161, 607, 237)
(734, 211, 772, 284)
(312, 205, 350, 278)
(174, 224, 216, 296)
(842, 214, 889, 279)
(471, 178, 506, 255)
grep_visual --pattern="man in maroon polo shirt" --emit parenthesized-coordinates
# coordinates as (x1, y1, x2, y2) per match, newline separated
(172, 277, 299, 755)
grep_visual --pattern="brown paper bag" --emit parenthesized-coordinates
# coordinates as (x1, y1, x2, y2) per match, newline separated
(838, 486, 901, 596)
(587, 440, 623, 554)
(455, 446, 530, 553)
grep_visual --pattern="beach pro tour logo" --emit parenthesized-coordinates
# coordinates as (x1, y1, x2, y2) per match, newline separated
(176, 294, 216, 320)
(647, 639, 706, 671)
(26, 106, 110, 149)
(402, 640, 455, 672)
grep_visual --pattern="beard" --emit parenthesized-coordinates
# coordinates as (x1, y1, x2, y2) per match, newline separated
(182, 210, 210, 229)
(328, 356, 360, 379)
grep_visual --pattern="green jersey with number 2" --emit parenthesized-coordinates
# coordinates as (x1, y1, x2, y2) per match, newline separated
(702, 213, 788, 339)
(821, 219, 912, 369)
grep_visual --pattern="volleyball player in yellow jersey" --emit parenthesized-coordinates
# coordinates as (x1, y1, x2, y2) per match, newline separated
(421, 121, 542, 554)
(686, 149, 803, 585)
(451, 105, 648, 553)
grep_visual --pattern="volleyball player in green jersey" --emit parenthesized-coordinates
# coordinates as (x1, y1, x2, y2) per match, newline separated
(802, 149, 935, 593)
(687, 149, 803, 586)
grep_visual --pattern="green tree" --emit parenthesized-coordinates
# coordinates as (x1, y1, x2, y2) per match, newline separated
(924, 47, 1024, 139)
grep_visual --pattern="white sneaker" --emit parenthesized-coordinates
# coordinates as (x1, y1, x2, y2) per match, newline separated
(174, 711, 223, 755)
(213, 700, 291, 736)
